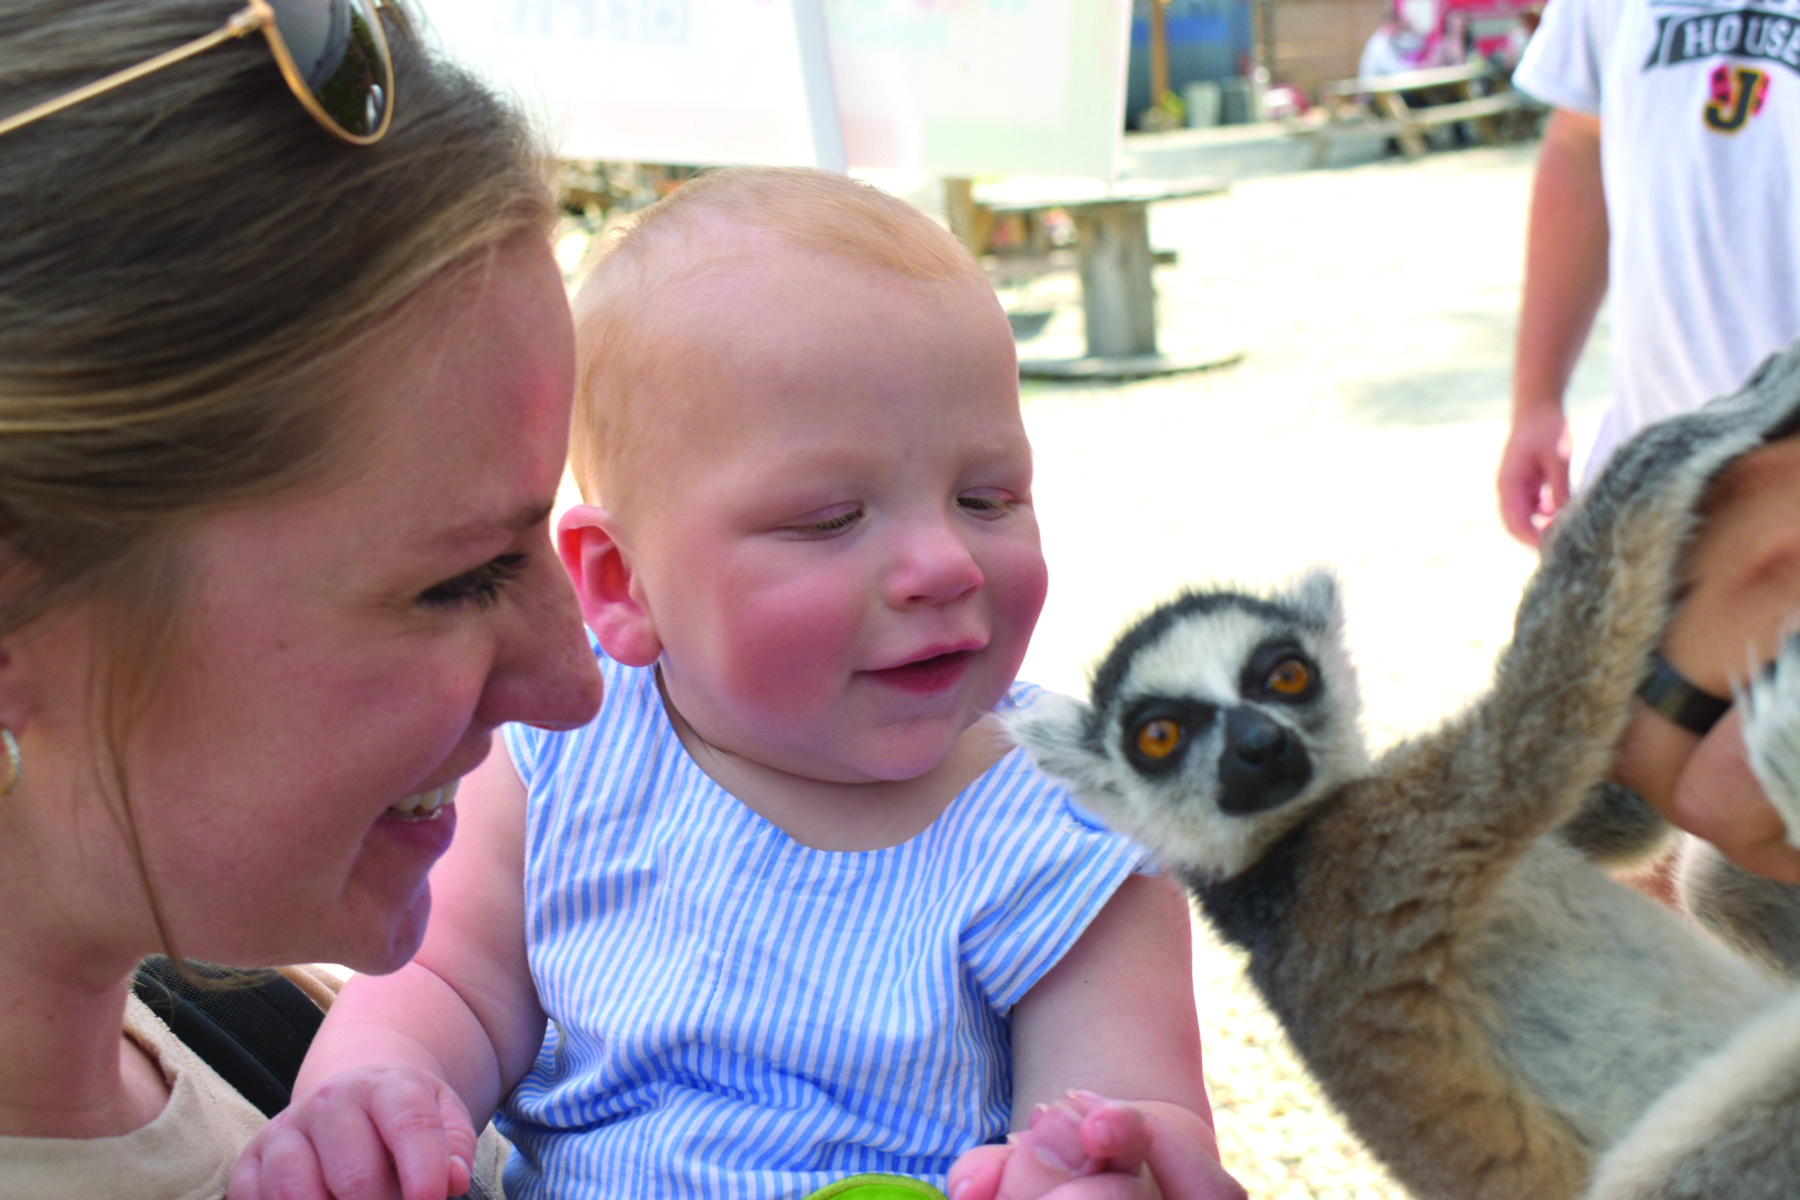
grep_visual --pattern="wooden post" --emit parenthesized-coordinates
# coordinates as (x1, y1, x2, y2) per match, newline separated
(942, 178, 994, 257)
(1072, 202, 1158, 358)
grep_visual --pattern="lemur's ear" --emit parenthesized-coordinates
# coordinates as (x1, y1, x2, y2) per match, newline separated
(1006, 693, 1119, 798)
(557, 505, 661, 667)
(1287, 567, 1342, 627)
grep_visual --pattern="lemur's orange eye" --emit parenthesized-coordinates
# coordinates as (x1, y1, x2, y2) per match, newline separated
(1267, 658, 1312, 695)
(1135, 718, 1183, 759)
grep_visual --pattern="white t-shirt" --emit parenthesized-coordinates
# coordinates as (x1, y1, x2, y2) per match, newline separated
(1514, 0, 1800, 475)
(1361, 27, 1420, 78)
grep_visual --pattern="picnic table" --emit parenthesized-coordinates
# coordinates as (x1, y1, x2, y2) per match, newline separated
(1299, 61, 1538, 166)
(971, 175, 1240, 380)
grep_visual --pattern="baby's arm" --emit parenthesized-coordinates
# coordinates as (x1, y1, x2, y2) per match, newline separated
(947, 873, 1244, 1200)
(229, 747, 548, 1200)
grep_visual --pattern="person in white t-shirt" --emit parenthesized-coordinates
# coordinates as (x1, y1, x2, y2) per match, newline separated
(1497, 0, 1800, 547)
(1360, 10, 1423, 79)
(1497, 0, 1800, 886)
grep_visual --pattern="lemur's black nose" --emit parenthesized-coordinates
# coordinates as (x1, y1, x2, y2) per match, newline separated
(1218, 707, 1311, 814)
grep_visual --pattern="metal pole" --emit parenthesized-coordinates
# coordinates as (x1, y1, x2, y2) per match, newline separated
(1151, 0, 1171, 110)
(1256, 0, 1276, 86)
(791, 0, 847, 173)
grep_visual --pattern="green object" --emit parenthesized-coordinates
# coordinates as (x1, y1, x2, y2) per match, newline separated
(802, 1174, 949, 1200)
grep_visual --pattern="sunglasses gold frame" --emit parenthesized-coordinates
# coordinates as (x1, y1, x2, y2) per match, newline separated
(0, 0, 392, 144)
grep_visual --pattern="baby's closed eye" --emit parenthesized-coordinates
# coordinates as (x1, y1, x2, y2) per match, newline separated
(783, 503, 864, 538)
(958, 490, 1018, 519)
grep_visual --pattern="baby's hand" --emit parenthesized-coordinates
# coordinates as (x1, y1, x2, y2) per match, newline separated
(947, 1092, 1245, 1200)
(227, 1063, 477, 1200)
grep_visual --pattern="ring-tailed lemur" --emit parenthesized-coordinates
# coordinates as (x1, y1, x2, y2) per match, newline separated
(1011, 343, 1800, 1200)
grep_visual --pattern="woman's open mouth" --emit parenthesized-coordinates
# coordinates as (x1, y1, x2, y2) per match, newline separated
(385, 781, 458, 821)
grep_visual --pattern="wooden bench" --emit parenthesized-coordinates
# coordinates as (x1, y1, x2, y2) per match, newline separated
(969, 175, 1240, 379)
(1299, 61, 1538, 166)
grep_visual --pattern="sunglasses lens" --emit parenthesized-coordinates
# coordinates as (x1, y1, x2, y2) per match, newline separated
(269, 0, 392, 139)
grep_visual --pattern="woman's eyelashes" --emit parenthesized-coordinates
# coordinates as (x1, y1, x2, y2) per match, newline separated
(419, 553, 529, 610)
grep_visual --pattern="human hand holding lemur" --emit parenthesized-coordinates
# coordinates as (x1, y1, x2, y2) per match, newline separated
(1610, 433, 1800, 882)
(946, 1091, 1244, 1200)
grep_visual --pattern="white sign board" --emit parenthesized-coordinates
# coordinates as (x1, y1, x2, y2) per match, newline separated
(831, 0, 1131, 179)
(420, 0, 829, 169)
(419, 0, 1131, 179)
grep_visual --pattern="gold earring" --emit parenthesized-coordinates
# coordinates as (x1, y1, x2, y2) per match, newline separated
(1, 727, 21, 796)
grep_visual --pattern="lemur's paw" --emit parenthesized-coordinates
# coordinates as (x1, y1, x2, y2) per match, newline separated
(1743, 631, 1800, 846)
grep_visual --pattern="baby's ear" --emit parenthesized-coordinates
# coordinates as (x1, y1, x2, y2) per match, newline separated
(556, 505, 661, 667)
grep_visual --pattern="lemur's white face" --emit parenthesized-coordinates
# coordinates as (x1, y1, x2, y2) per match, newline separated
(1010, 571, 1368, 881)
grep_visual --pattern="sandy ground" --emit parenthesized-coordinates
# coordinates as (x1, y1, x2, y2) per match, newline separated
(996, 131, 1613, 1198)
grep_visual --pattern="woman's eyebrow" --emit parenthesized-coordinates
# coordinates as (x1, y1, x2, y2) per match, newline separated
(426, 500, 556, 549)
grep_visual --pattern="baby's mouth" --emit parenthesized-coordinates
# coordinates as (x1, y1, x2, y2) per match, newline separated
(385, 781, 458, 821)
(868, 648, 977, 691)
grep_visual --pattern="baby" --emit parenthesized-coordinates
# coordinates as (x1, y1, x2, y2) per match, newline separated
(233, 167, 1241, 1200)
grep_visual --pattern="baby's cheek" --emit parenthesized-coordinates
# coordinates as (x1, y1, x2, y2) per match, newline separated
(991, 545, 1050, 645)
(723, 584, 863, 698)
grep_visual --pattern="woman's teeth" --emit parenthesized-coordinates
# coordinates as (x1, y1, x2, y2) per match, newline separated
(386, 782, 458, 821)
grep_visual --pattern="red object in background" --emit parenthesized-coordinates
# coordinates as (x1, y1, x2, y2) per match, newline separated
(1418, 0, 1542, 60)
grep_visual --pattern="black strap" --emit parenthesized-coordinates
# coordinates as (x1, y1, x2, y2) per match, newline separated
(131, 957, 325, 1118)
(1637, 651, 1733, 735)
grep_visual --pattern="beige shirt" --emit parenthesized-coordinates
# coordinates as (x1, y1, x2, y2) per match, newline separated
(0, 994, 266, 1200)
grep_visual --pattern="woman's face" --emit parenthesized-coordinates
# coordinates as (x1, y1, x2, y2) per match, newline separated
(31, 234, 602, 974)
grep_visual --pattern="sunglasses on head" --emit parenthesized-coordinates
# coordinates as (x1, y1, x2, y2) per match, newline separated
(0, 0, 393, 144)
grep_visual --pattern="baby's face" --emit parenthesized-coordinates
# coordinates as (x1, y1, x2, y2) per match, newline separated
(625, 251, 1046, 785)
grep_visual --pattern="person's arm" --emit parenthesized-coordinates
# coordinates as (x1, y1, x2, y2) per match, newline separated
(948, 873, 1244, 1200)
(1609, 436, 1800, 882)
(1499, 106, 1607, 547)
(229, 746, 548, 1200)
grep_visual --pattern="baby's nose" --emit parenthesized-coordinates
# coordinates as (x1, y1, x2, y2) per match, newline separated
(887, 525, 984, 606)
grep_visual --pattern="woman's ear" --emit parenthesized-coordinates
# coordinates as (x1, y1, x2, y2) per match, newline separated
(0, 643, 30, 749)
(557, 505, 661, 667)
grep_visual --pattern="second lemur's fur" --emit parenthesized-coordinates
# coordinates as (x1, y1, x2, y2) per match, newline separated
(1012, 343, 1800, 1200)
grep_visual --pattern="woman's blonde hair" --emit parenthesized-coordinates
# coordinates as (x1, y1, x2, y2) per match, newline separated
(0, 0, 556, 947)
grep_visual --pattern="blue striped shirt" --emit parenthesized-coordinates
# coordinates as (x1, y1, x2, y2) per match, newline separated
(495, 653, 1147, 1199)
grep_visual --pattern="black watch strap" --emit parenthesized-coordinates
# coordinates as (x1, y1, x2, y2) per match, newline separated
(1638, 652, 1732, 735)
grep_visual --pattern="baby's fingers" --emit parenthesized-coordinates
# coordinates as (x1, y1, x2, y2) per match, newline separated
(1037, 1175, 1158, 1200)
(1063, 1093, 1151, 1173)
(947, 1143, 1010, 1200)
(1112, 1113, 1242, 1200)
(989, 1100, 1108, 1200)
(1063, 1093, 1243, 1200)
(229, 1121, 329, 1200)
(1134, 1137, 1244, 1200)
(365, 1076, 477, 1200)
(228, 1065, 475, 1200)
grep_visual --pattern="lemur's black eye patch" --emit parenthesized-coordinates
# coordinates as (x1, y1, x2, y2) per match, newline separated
(1243, 640, 1320, 704)
(1121, 697, 1218, 775)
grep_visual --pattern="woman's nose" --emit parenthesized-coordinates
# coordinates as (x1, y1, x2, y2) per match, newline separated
(484, 555, 604, 731)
